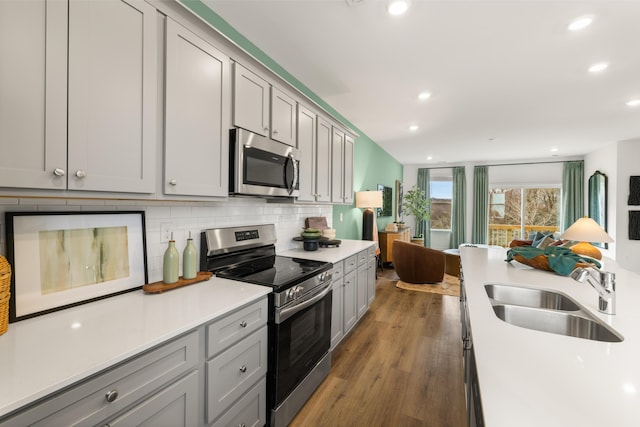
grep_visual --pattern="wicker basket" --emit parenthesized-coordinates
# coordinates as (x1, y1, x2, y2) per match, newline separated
(512, 253, 591, 273)
(0, 256, 11, 335)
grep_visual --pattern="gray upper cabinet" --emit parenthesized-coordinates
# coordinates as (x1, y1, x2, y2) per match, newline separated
(0, 0, 67, 190)
(164, 18, 230, 197)
(0, 0, 157, 194)
(67, 0, 157, 193)
(315, 116, 333, 203)
(270, 87, 297, 146)
(331, 126, 355, 205)
(296, 104, 317, 202)
(233, 62, 270, 137)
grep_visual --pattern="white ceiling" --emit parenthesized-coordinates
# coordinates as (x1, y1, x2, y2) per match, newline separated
(204, 0, 640, 165)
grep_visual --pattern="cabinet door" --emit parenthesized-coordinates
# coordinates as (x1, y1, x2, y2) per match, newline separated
(67, 0, 157, 193)
(315, 117, 332, 203)
(107, 371, 199, 427)
(343, 270, 357, 334)
(356, 264, 368, 319)
(330, 278, 344, 351)
(0, 0, 67, 190)
(296, 104, 316, 202)
(271, 87, 297, 146)
(164, 18, 230, 197)
(367, 255, 376, 307)
(233, 62, 269, 136)
(330, 127, 345, 204)
(343, 133, 355, 205)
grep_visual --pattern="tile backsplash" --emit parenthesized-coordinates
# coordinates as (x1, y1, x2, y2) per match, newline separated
(0, 197, 333, 283)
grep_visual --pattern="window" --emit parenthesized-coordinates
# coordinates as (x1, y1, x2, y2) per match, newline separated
(430, 179, 452, 229)
(489, 187, 560, 247)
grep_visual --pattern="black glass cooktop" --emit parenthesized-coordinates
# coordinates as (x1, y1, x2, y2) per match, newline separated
(216, 255, 331, 291)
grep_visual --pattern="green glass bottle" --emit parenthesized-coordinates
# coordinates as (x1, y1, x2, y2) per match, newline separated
(163, 235, 179, 284)
(183, 232, 197, 280)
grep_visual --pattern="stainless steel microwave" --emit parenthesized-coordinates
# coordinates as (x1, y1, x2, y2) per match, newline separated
(229, 128, 300, 198)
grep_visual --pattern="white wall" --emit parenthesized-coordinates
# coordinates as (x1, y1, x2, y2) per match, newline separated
(613, 140, 640, 272)
(584, 142, 618, 260)
(0, 198, 332, 283)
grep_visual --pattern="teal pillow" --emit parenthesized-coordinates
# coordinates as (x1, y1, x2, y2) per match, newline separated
(531, 231, 552, 247)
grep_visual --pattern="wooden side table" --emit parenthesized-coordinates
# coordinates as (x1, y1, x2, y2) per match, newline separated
(378, 228, 410, 265)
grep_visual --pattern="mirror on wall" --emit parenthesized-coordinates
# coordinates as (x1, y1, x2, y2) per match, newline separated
(377, 184, 393, 217)
(588, 170, 608, 248)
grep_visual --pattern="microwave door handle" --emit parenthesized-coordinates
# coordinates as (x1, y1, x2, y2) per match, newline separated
(275, 281, 332, 324)
(287, 153, 298, 195)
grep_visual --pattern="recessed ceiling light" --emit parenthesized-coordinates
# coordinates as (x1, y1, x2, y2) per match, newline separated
(418, 92, 431, 101)
(409, 125, 419, 131)
(550, 147, 559, 153)
(427, 156, 433, 160)
(588, 62, 609, 73)
(387, 0, 409, 16)
(626, 99, 640, 107)
(568, 15, 594, 31)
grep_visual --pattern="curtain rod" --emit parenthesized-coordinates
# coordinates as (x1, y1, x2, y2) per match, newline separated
(419, 159, 579, 170)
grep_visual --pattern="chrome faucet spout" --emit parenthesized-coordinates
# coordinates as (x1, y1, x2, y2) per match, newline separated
(570, 267, 616, 315)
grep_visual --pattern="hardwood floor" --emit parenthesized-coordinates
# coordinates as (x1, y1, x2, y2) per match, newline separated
(290, 268, 466, 427)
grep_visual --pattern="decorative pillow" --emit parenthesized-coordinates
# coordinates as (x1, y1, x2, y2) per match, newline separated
(535, 235, 554, 249)
(531, 231, 552, 247)
(560, 240, 578, 249)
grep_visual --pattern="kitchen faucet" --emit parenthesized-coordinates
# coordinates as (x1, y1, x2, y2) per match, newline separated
(570, 267, 616, 315)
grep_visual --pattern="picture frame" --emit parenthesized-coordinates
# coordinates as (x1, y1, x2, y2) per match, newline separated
(377, 184, 393, 217)
(395, 180, 404, 222)
(6, 211, 148, 322)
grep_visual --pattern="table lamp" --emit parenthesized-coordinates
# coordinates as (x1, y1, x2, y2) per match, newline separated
(560, 216, 613, 260)
(356, 190, 383, 241)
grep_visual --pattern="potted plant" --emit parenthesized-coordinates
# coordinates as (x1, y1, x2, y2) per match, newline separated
(401, 186, 430, 245)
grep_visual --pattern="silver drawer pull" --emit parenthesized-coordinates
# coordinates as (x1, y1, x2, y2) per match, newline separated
(53, 168, 65, 177)
(75, 169, 86, 179)
(238, 424, 246, 427)
(105, 389, 118, 403)
(240, 320, 247, 328)
(169, 179, 177, 186)
(239, 365, 247, 373)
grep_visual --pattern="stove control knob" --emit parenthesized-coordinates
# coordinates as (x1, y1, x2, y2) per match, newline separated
(286, 288, 295, 301)
(294, 286, 302, 298)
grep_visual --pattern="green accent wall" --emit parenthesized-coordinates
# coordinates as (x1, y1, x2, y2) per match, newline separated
(180, 0, 403, 240)
(334, 136, 403, 240)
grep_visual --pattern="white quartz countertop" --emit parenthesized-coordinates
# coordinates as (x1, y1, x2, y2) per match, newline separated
(461, 246, 640, 427)
(279, 239, 376, 263)
(0, 277, 271, 417)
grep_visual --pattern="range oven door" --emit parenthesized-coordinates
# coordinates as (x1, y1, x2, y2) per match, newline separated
(231, 128, 299, 197)
(271, 282, 332, 406)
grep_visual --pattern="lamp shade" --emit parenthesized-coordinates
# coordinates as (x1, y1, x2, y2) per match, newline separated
(356, 191, 383, 209)
(560, 217, 613, 243)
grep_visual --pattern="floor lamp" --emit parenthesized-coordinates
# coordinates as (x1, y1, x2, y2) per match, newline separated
(356, 191, 383, 241)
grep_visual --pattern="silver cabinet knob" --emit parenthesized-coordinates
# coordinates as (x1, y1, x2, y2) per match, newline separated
(53, 168, 65, 177)
(75, 170, 86, 179)
(238, 424, 246, 427)
(263, 127, 269, 132)
(240, 320, 247, 328)
(105, 389, 118, 403)
(239, 365, 247, 373)
(273, 129, 278, 135)
(169, 179, 177, 186)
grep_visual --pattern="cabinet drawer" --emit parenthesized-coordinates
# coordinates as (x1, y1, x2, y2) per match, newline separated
(206, 298, 268, 358)
(344, 254, 358, 273)
(211, 377, 266, 427)
(367, 246, 376, 258)
(357, 249, 368, 266)
(206, 326, 268, 424)
(1, 331, 199, 427)
(331, 260, 344, 281)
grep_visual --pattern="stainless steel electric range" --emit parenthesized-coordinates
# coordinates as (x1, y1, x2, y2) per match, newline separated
(200, 224, 333, 427)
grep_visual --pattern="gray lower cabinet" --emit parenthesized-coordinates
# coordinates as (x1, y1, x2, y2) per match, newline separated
(0, 331, 200, 427)
(0, 297, 269, 427)
(330, 261, 345, 351)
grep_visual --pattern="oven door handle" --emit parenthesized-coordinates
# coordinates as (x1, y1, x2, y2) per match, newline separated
(276, 281, 332, 324)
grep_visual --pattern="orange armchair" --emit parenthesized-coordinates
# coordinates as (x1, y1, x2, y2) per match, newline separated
(392, 240, 445, 284)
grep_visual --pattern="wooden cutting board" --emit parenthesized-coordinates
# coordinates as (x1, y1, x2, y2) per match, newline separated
(305, 217, 328, 230)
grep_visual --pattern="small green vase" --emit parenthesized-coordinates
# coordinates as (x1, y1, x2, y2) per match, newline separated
(163, 240, 179, 284)
(183, 234, 197, 280)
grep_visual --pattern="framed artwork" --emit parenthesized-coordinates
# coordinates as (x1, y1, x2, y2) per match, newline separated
(6, 211, 148, 322)
(377, 184, 393, 217)
(629, 176, 640, 205)
(630, 211, 640, 240)
(395, 180, 404, 222)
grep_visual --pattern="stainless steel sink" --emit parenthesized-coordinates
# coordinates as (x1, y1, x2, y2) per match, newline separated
(491, 304, 623, 342)
(485, 283, 581, 311)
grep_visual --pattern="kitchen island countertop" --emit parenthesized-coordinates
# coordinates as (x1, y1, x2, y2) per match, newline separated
(461, 246, 640, 427)
(0, 277, 271, 417)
